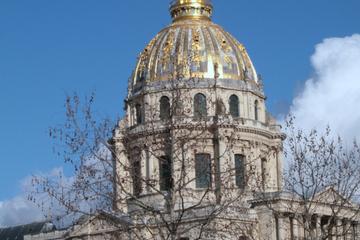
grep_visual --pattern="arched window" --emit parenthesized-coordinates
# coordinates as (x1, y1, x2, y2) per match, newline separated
(132, 148, 142, 197)
(194, 93, 207, 118)
(229, 95, 240, 117)
(254, 100, 259, 121)
(160, 96, 170, 120)
(135, 104, 143, 124)
(235, 154, 245, 189)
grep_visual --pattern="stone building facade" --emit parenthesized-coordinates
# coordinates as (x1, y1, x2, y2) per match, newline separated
(26, 0, 360, 239)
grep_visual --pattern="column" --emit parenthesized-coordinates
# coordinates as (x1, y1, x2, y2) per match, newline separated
(303, 217, 310, 240)
(351, 223, 356, 240)
(336, 219, 342, 240)
(274, 214, 280, 240)
(330, 222, 336, 240)
(344, 220, 352, 240)
(114, 141, 131, 213)
(354, 222, 360, 240)
(293, 216, 304, 240)
(296, 216, 304, 240)
(315, 215, 322, 240)
(148, 149, 159, 193)
(278, 216, 291, 240)
(277, 216, 284, 240)
(292, 217, 299, 240)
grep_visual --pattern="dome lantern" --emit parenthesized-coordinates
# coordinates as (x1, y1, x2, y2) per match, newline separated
(169, 0, 213, 22)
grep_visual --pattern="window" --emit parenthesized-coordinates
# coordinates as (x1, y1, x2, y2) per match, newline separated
(132, 148, 142, 197)
(261, 158, 266, 190)
(229, 95, 240, 117)
(254, 100, 259, 121)
(235, 154, 245, 189)
(159, 156, 172, 191)
(194, 93, 207, 118)
(195, 153, 211, 188)
(135, 104, 143, 124)
(160, 96, 170, 120)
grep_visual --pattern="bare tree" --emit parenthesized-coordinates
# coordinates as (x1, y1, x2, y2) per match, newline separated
(30, 62, 269, 239)
(253, 116, 360, 240)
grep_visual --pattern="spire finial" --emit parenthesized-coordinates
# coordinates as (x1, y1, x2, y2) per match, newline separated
(170, 0, 213, 22)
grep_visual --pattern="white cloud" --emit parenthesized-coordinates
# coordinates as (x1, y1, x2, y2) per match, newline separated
(0, 168, 72, 228)
(0, 196, 44, 228)
(289, 34, 360, 141)
(0, 162, 112, 228)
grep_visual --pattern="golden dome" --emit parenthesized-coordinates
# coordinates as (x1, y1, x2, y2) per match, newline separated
(131, 1, 259, 89)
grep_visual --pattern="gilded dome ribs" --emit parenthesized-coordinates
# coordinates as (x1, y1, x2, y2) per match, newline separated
(222, 31, 245, 79)
(160, 30, 175, 75)
(175, 28, 186, 77)
(199, 26, 211, 74)
(153, 31, 169, 81)
(130, 2, 262, 96)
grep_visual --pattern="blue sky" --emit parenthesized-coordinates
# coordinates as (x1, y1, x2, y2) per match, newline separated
(0, 0, 359, 207)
